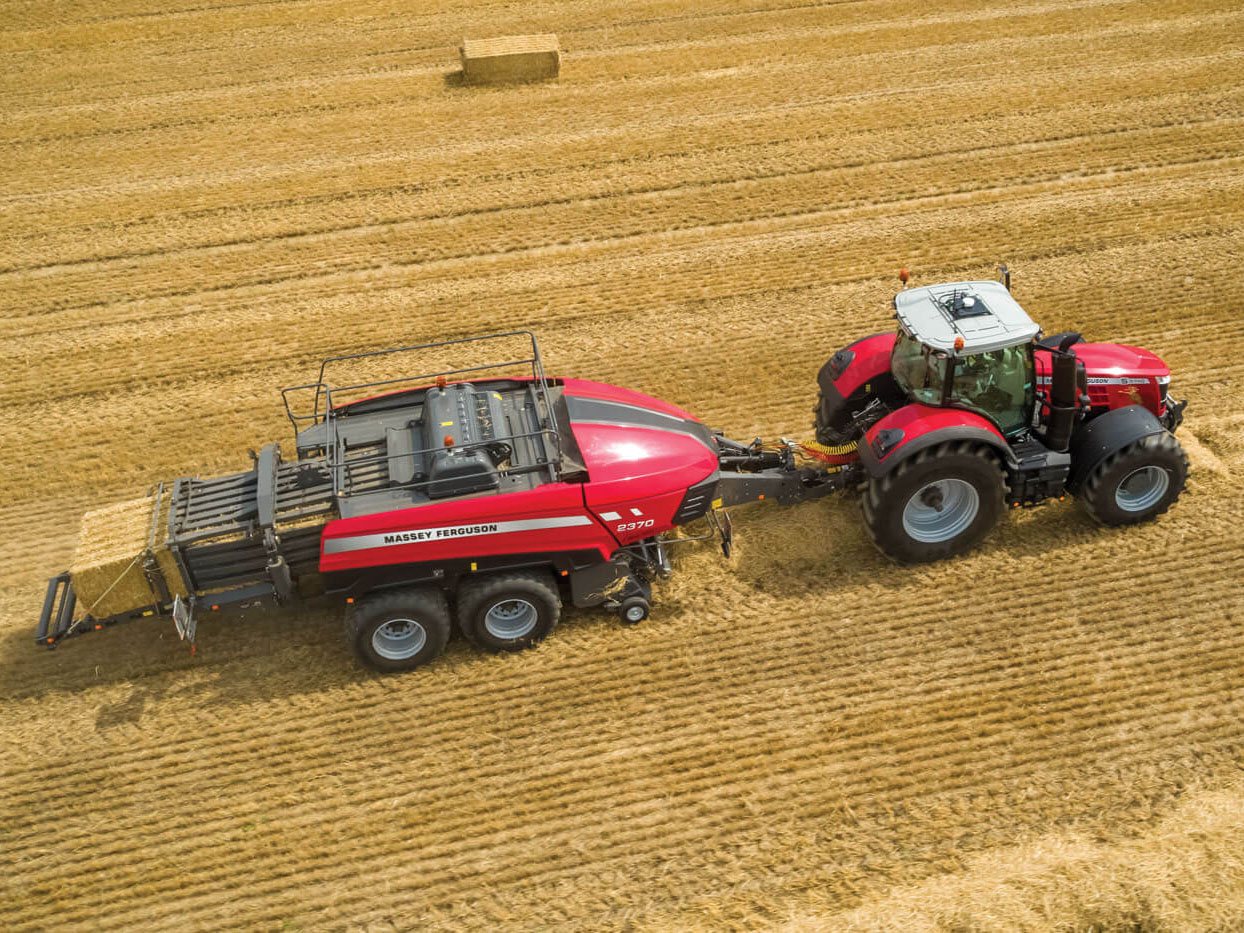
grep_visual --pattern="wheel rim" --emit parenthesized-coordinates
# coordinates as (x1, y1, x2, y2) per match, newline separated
(624, 604, 646, 623)
(902, 478, 980, 543)
(1115, 466, 1169, 512)
(484, 598, 538, 639)
(372, 617, 428, 661)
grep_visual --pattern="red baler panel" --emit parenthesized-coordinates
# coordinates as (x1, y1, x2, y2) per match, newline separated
(319, 484, 614, 573)
(574, 421, 718, 506)
(588, 488, 690, 545)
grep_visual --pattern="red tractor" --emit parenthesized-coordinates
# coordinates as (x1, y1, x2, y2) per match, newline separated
(37, 277, 1188, 673)
(811, 269, 1188, 562)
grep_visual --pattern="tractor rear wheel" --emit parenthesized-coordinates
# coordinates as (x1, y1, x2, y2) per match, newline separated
(347, 587, 452, 673)
(456, 570, 561, 653)
(862, 441, 1006, 564)
(1079, 431, 1188, 526)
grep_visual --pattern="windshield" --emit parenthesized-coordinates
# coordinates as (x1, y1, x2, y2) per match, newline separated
(891, 330, 948, 405)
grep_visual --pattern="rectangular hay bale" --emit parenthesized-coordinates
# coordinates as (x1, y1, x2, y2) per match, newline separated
(70, 494, 189, 620)
(460, 34, 560, 85)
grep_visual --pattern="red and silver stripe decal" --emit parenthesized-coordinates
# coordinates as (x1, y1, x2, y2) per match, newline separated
(323, 515, 594, 554)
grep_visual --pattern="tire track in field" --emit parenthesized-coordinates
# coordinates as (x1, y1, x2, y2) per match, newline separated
(6, 536, 1239, 819)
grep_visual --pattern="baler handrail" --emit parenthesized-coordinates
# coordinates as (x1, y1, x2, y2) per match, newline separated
(280, 331, 564, 500)
(311, 330, 547, 420)
(329, 357, 538, 400)
(281, 330, 552, 425)
(280, 381, 329, 434)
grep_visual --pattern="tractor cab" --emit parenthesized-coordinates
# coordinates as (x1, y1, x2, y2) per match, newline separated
(890, 280, 1039, 438)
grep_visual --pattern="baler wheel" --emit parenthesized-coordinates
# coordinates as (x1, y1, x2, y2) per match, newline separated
(456, 570, 561, 652)
(1079, 431, 1188, 526)
(618, 595, 650, 625)
(347, 587, 451, 674)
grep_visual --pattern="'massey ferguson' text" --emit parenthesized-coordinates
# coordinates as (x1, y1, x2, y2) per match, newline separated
(383, 524, 500, 544)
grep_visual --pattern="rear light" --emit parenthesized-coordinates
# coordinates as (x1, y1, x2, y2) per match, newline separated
(872, 429, 905, 459)
(826, 349, 855, 383)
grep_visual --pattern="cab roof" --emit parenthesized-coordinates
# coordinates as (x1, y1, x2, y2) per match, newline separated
(895, 280, 1040, 355)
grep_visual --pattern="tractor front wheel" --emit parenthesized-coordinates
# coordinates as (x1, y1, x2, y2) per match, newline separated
(1079, 431, 1188, 526)
(862, 442, 1006, 564)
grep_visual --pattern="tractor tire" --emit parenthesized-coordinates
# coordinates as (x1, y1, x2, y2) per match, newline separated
(455, 570, 561, 653)
(1079, 431, 1188, 526)
(347, 587, 451, 674)
(862, 441, 1006, 564)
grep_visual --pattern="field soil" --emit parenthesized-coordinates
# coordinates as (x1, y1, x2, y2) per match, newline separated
(2, 0, 1243, 929)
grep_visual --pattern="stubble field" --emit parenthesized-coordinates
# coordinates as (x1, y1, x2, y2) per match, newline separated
(2, 0, 1243, 929)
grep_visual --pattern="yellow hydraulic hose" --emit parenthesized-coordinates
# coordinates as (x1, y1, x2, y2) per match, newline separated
(797, 438, 859, 465)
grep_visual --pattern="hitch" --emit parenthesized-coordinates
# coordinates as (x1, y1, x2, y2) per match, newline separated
(713, 435, 856, 508)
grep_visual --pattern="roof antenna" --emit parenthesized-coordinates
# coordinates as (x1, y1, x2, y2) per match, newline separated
(998, 263, 1011, 292)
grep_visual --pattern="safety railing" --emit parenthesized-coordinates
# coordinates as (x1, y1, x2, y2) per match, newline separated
(279, 331, 563, 501)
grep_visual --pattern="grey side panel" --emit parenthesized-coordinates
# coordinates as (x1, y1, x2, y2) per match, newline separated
(566, 396, 717, 451)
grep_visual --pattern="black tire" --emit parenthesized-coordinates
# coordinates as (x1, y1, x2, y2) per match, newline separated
(618, 595, 650, 625)
(347, 587, 451, 674)
(455, 570, 561, 653)
(1079, 431, 1188, 526)
(861, 441, 1006, 564)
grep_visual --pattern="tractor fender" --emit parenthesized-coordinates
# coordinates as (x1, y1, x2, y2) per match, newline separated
(815, 333, 903, 441)
(817, 332, 896, 398)
(859, 404, 1013, 478)
(1066, 404, 1167, 493)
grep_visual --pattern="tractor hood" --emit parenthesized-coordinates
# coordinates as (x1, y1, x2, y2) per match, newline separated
(1071, 342, 1170, 381)
(562, 379, 719, 505)
(1036, 341, 1171, 417)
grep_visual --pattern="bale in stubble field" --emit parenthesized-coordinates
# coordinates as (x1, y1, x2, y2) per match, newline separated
(460, 34, 560, 85)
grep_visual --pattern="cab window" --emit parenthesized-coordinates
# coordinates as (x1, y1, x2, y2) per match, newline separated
(891, 330, 948, 406)
(949, 345, 1033, 436)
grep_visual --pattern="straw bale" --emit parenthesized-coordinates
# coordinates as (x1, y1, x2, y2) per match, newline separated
(460, 34, 560, 85)
(70, 497, 158, 618)
(70, 494, 189, 619)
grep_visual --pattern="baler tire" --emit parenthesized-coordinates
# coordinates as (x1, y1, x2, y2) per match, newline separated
(347, 587, 451, 674)
(862, 441, 1006, 564)
(456, 570, 561, 653)
(1079, 431, 1188, 526)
